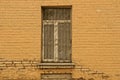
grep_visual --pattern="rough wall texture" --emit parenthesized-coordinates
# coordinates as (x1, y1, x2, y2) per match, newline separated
(0, 0, 120, 80)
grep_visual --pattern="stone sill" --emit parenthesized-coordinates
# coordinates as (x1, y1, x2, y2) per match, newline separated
(37, 63, 75, 69)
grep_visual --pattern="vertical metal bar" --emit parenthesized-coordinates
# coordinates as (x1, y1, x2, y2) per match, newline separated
(42, 23, 44, 62)
(54, 22, 58, 62)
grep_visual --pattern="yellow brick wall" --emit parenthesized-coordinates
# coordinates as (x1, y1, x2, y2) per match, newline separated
(0, 0, 120, 80)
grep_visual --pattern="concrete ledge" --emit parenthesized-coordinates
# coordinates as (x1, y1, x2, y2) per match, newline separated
(37, 63, 75, 69)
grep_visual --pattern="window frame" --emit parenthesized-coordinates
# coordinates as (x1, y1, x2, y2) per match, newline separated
(41, 73, 72, 80)
(41, 6, 72, 63)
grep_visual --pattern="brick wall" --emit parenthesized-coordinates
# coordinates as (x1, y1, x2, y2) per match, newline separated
(0, 0, 120, 80)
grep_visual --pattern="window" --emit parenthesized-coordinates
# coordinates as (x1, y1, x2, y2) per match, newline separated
(42, 7, 72, 63)
(41, 73, 72, 80)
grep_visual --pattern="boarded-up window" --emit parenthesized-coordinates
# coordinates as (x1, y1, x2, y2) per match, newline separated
(41, 74, 72, 80)
(42, 7, 72, 63)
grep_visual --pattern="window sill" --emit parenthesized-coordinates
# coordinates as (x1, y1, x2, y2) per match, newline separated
(37, 63, 75, 69)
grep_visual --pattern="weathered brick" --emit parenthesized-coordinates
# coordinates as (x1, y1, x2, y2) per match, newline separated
(0, 0, 120, 80)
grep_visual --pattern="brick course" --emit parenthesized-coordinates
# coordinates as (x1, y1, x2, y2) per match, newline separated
(0, 0, 120, 80)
